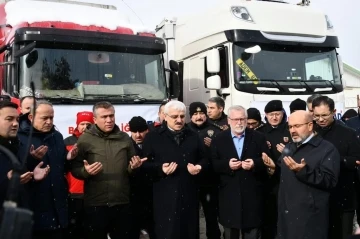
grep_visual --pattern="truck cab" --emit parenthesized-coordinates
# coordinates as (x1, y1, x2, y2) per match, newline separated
(0, 0, 178, 136)
(156, 0, 345, 117)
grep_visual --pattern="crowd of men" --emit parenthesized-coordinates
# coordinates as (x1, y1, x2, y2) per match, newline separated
(1, 94, 360, 239)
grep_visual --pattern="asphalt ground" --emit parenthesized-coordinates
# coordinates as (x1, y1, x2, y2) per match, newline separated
(139, 207, 223, 239)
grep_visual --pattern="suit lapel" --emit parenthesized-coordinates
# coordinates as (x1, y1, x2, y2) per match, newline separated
(240, 128, 252, 160)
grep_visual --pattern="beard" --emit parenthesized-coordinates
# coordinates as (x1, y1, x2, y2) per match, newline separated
(291, 133, 308, 143)
(231, 125, 245, 134)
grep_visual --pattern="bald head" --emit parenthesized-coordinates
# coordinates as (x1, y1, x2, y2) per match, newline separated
(288, 110, 313, 143)
(289, 110, 313, 124)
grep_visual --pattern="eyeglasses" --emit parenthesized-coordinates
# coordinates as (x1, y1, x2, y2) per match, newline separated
(247, 122, 259, 127)
(288, 122, 312, 130)
(166, 113, 185, 120)
(228, 117, 247, 123)
(313, 112, 333, 120)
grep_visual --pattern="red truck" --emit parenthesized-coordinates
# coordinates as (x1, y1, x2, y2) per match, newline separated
(0, 0, 179, 135)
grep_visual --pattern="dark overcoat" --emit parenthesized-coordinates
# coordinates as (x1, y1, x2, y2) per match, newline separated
(211, 128, 269, 229)
(142, 125, 207, 239)
(277, 135, 340, 239)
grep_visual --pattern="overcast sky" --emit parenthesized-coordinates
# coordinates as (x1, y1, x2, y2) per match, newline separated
(81, 0, 359, 69)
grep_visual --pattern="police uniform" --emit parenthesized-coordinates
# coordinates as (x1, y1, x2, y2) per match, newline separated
(187, 102, 222, 239)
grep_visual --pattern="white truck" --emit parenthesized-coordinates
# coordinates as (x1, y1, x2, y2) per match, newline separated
(156, 0, 346, 119)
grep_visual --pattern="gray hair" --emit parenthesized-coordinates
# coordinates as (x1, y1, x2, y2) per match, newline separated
(30, 100, 53, 114)
(164, 100, 186, 114)
(227, 105, 248, 117)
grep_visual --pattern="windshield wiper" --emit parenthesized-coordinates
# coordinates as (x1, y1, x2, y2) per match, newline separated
(91, 94, 147, 103)
(323, 80, 336, 90)
(297, 80, 312, 92)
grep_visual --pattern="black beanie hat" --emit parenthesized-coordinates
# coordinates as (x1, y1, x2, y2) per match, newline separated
(189, 102, 207, 116)
(129, 116, 148, 133)
(264, 100, 283, 113)
(289, 98, 307, 113)
(247, 108, 261, 122)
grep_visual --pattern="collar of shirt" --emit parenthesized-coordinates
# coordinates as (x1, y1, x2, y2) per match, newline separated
(301, 133, 314, 145)
(231, 131, 245, 139)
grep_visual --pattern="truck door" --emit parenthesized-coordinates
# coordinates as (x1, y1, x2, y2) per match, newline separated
(183, 55, 210, 106)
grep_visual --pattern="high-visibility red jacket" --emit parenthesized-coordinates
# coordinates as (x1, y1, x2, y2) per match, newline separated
(64, 129, 84, 196)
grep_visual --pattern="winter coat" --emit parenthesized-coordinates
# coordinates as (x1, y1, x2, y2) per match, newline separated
(187, 120, 222, 186)
(129, 138, 153, 210)
(0, 136, 29, 209)
(315, 120, 360, 211)
(142, 125, 208, 239)
(346, 115, 360, 137)
(71, 124, 136, 207)
(18, 118, 68, 231)
(208, 113, 229, 130)
(64, 130, 84, 198)
(211, 128, 269, 229)
(345, 116, 360, 197)
(257, 117, 292, 198)
(277, 134, 340, 239)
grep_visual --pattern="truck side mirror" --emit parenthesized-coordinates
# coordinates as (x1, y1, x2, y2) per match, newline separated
(206, 75, 221, 90)
(206, 49, 220, 73)
(244, 45, 261, 54)
(169, 60, 179, 72)
(169, 72, 180, 98)
(337, 54, 344, 76)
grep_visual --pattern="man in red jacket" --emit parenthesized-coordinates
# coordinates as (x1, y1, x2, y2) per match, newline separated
(64, 111, 94, 239)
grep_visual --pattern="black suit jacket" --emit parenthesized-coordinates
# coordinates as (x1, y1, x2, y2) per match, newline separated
(212, 128, 270, 229)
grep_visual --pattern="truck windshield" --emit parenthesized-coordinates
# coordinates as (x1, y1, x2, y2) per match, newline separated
(19, 47, 167, 102)
(233, 43, 342, 94)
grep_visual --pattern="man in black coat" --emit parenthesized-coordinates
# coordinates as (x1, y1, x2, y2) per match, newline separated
(0, 101, 49, 211)
(246, 108, 264, 130)
(257, 100, 291, 239)
(128, 116, 155, 239)
(264, 110, 340, 239)
(187, 102, 222, 239)
(312, 96, 360, 239)
(345, 108, 360, 226)
(18, 101, 77, 239)
(142, 100, 208, 239)
(207, 97, 229, 130)
(212, 105, 269, 239)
